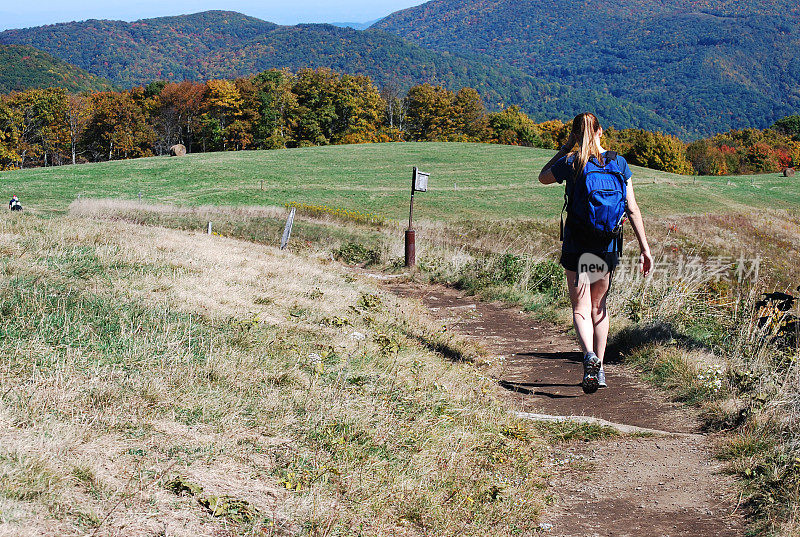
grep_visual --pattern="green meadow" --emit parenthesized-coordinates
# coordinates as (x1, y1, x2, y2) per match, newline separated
(2, 142, 798, 220)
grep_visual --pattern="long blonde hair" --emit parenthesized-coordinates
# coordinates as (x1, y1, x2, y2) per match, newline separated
(570, 112, 604, 177)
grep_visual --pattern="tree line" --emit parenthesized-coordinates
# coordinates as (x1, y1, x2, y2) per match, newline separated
(1, 67, 799, 175)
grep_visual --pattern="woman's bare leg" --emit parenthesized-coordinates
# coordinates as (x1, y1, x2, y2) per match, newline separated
(589, 273, 612, 366)
(565, 270, 594, 355)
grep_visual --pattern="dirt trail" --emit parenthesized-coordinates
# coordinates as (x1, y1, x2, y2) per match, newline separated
(386, 281, 745, 537)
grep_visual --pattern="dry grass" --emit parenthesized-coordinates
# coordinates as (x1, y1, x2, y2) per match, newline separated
(645, 209, 800, 290)
(68, 198, 800, 534)
(0, 213, 549, 536)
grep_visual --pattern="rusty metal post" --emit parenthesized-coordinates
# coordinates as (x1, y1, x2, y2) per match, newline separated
(405, 229, 416, 267)
(405, 167, 417, 267)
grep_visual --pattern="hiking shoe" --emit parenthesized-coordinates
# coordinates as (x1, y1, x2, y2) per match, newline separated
(598, 367, 607, 388)
(582, 352, 601, 394)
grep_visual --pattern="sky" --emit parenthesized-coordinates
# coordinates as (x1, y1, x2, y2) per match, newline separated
(0, 0, 427, 31)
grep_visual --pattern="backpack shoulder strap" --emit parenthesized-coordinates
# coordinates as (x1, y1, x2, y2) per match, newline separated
(603, 151, 626, 188)
(560, 182, 569, 241)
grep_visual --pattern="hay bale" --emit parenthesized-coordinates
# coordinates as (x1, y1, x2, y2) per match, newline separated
(169, 144, 187, 157)
(783, 167, 795, 177)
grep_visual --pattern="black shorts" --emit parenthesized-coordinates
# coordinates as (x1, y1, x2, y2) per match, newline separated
(559, 249, 620, 273)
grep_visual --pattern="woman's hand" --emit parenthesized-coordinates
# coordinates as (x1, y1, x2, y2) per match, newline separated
(639, 249, 653, 277)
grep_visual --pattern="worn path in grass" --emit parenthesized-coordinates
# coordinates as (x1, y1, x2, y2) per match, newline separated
(386, 281, 746, 537)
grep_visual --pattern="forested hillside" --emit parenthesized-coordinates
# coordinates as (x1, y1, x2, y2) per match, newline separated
(374, 0, 800, 137)
(0, 45, 112, 93)
(0, 11, 682, 133)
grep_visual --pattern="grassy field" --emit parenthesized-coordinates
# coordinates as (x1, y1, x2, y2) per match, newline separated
(3, 142, 799, 220)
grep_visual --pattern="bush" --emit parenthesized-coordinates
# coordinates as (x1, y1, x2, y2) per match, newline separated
(624, 129, 694, 175)
(528, 259, 565, 295)
(453, 254, 565, 298)
(334, 242, 384, 266)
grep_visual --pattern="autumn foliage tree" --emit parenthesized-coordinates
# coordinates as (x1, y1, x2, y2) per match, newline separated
(84, 90, 155, 160)
(487, 106, 541, 147)
(67, 94, 91, 164)
(620, 130, 694, 175)
(2, 88, 69, 168)
(686, 128, 800, 175)
(451, 88, 489, 141)
(537, 120, 572, 149)
(0, 99, 20, 169)
(333, 74, 386, 144)
(153, 81, 206, 153)
(198, 79, 247, 151)
(283, 69, 390, 147)
(405, 83, 456, 141)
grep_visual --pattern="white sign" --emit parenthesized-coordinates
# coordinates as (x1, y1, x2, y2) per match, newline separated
(414, 170, 429, 192)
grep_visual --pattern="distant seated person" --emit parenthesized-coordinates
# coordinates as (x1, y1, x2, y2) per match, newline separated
(9, 195, 22, 211)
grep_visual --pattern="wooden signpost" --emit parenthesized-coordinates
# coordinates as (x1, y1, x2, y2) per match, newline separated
(405, 167, 429, 267)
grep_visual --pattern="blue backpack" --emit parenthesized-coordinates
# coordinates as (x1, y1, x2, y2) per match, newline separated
(561, 151, 627, 251)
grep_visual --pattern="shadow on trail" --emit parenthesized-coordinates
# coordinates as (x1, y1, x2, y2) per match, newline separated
(500, 350, 584, 398)
(499, 379, 580, 399)
(386, 279, 707, 432)
(513, 351, 583, 363)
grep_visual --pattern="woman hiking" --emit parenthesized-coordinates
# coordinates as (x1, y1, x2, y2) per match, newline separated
(538, 112, 652, 393)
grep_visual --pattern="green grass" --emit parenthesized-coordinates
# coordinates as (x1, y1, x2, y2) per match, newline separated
(3, 142, 799, 219)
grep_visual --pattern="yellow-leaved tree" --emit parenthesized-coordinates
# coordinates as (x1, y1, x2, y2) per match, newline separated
(200, 79, 245, 151)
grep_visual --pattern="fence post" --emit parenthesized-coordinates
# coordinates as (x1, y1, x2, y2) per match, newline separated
(281, 208, 296, 250)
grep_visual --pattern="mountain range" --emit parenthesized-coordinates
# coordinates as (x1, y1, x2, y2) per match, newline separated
(2, 1, 798, 138)
(331, 19, 381, 30)
(374, 0, 800, 137)
(0, 11, 678, 134)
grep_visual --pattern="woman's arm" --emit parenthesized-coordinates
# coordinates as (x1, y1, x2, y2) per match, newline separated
(538, 136, 576, 184)
(625, 182, 652, 276)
